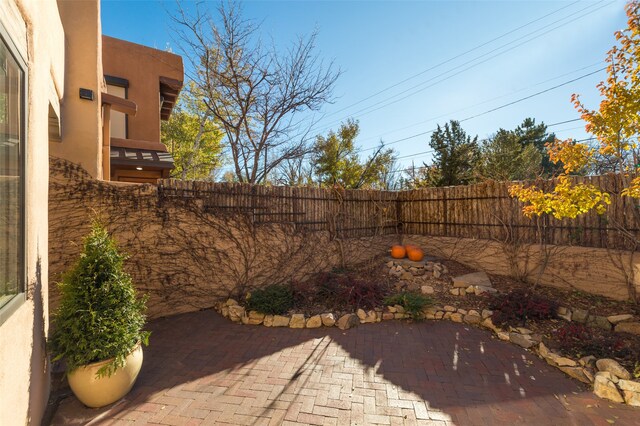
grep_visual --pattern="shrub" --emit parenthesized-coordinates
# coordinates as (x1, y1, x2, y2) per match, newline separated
(384, 292, 433, 319)
(246, 284, 294, 315)
(313, 270, 388, 311)
(555, 323, 628, 360)
(489, 289, 557, 327)
(49, 222, 149, 377)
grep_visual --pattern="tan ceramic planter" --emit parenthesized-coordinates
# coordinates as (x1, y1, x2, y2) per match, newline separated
(67, 344, 143, 408)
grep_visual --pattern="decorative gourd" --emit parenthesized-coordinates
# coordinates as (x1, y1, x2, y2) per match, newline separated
(404, 244, 418, 252)
(407, 247, 424, 261)
(390, 245, 406, 259)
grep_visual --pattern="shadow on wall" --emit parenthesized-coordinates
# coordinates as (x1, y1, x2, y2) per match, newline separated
(27, 255, 49, 424)
(48, 158, 396, 320)
(51, 310, 639, 425)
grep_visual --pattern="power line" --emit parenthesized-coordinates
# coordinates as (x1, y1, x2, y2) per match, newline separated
(352, 61, 602, 147)
(322, 0, 582, 119)
(309, 0, 612, 135)
(388, 135, 608, 177)
(353, 66, 603, 155)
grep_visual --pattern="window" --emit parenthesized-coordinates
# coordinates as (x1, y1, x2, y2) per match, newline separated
(105, 75, 129, 139)
(0, 28, 26, 315)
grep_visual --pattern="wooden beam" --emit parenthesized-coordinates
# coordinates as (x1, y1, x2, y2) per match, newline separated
(102, 92, 137, 116)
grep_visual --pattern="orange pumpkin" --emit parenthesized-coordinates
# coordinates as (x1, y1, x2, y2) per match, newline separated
(390, 245, 406, 259)
(407, 248, 424, 262)
(404, 244, 418, 252)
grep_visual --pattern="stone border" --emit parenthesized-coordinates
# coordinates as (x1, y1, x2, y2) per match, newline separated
(214, 299, 640, 407)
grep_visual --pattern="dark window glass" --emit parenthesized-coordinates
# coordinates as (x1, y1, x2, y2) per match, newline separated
(0, 34, 25, 309)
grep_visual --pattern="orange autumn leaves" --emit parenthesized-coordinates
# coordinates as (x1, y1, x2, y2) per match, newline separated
(510, 1, 639, 219)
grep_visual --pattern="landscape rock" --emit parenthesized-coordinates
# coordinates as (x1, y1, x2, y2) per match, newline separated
(615, 322, 640, 335)
(321, 313, 336, 327)
(557, 306, 572, 321)
(481, 317, 498, 332)
(221, 305, 229, 318)
(337, 313, 359, 330)
(558, 366, 592, 384)
(362, 310, 377, 323)
(226, 298, 239, 306)
(444, 305, 456, 312)
(618, 379, 640, 407)
(596, 358, 632, 380)
(443, 312, 452, 320)
(263, 315, 274, 327)
(474, 285, 497, 296)
(433, 269, 442, 279)
(394, 305, 405, 314)
(452, 271, 492, 289)
(481, 309, 493, 319)
(497, 331, 510, 341)
(465, 285, 475, 294)
(435, 311, 444, 320)
(509, 333, 535, 349)
(400, 272, 414, 281)
(228, 305, 245, 322)
(607, 314, 634, 325)
(395, 313, 408, 320)
(289, 314, 305, 328)
(306, 315, 322, 328)
(385, 261, 394, 268)
(457, 309, 468, 315)
(421, 285, 435, 295)
(588, 315, 612, 331)
(594, 372, 625, 403)
(449, 288, 460, 296)
(387, 306, 397, 313)
(382, 312, 394, 320)
(463, 314, 482, 325)
(468, 310, 480, 316)
(516, 327, 532, 335)
(579, 355, 596, 367)
(247, 311, 265, 325)
(356, 309, 367, 321)
(272, 315, 290, 327)
(572, 308, 589, 323)
(450, 313, 463, 323)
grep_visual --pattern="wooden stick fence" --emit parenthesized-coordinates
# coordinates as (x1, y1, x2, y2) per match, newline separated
(158, 174, 640, 249)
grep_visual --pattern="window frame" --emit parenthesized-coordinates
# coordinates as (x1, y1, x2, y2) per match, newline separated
(0, 20, 28, 326)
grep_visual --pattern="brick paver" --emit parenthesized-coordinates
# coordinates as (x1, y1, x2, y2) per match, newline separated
(51, 310, 640, 425)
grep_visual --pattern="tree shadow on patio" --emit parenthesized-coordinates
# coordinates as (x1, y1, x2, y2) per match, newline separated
(51, 310, 640, 425)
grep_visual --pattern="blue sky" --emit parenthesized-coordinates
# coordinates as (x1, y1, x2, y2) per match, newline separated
(101, 0, 628, 170)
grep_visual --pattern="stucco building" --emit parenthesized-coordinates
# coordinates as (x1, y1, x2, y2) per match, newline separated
(0, 1, 182, 423)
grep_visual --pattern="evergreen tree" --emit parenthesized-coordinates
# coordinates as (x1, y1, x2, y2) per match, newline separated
(427, 120, 479, 186)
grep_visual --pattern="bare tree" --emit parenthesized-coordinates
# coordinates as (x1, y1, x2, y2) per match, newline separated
(171, 2, 340, 184)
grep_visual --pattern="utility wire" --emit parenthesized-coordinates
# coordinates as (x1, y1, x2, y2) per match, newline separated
(353, 61, 603, 147)
(352, 66, 603, 155)
(387, 135, 613, 177)
(309, 1, 612, 135)
(323, 0, 582, 119)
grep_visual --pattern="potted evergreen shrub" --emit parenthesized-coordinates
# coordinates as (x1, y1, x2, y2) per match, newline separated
(49, 222, 150, 408)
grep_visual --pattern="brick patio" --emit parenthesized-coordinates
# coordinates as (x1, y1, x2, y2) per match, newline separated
(51, 310, 640, 425)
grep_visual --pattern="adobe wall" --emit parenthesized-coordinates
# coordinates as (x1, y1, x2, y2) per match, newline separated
(405, 235, 640, 302)
(48, 158, 394, 319)
(0, 0, 64, 424)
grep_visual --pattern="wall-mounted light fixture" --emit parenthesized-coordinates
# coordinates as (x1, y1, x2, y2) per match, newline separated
(136, 167, 143, 171)
(79, 88, 94, 101)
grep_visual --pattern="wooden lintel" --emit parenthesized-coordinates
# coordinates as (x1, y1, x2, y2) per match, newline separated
(102, 92, 137, 116)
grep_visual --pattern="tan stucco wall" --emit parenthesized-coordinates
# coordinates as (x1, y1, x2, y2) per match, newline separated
(0, 0, 63, 424)
(49, 0, 103, 179)
(102, 36, 183, 143)
(405, 235, 640, 301)
(48, 158, 393, 319)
